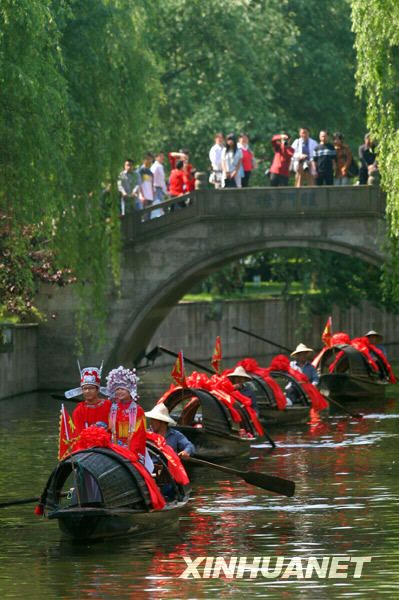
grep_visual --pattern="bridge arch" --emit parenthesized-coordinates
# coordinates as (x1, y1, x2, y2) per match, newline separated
(107, 185, 385, 367)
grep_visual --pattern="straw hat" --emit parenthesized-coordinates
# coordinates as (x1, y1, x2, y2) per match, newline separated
(365, 330, 383, 339)
(291, 343, 314, 357)
(226, 366, 252, 380)
(145, 403, 176, 426)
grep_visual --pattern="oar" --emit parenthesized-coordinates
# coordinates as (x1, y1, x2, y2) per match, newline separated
(0, 491, 68, 509)
(233, 327, 364, 419)
(158, 345, 213, 374)
(232, 326, 292, 353)
(0, 495, 42, 509)
(183, 456, 295, 497)
(158, 345, 276, 448)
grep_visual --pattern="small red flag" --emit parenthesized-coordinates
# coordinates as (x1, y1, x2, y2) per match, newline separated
(322, 316, 333, 347)
(211, 335, 222, 373)
(171, 351, 187, 387)
(58, 404, 75, 461)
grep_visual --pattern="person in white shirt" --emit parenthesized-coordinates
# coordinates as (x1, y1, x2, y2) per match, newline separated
(150, 152, 166, 218)
(291, 127, 318, 187)
(222, 133, 243, 188)
(209, 133, 225, 189)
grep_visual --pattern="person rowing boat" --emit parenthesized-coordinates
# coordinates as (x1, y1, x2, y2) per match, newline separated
(145, 403, 195, 458)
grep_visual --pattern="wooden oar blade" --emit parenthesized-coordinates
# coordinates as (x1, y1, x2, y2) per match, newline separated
(242, 471, 295, 497)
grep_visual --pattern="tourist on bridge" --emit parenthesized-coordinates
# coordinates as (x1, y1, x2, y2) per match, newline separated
(137, 153, 155, 220)
(145, 404, 195, 457)
(117, 158, 139, 217)
(209, 132, 225, 189)
(313, 131, 337, 186)
(150, 151, 166, 219)
(71, 364, 111, 435)
(291, 127, 318, 187)
(238, 133, 256, 188)
(269, 133, 294, 186)
(106, 366, 147, 464)
(333, 132, 353, 185)
(290, 344, 320, 386)
(222, 133, 243, 188)
(168, 149, 195, 192)
(359, 133, 378, 185)
(169, 160, 187, 208)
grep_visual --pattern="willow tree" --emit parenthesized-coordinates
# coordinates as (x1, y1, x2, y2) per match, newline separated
(0, 1, 159, 342)
(351, 0, 399, 305)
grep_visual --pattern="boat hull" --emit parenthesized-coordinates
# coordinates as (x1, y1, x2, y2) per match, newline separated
(48, 502, 187, 541)
(259, 406, 310, 427)
(320, 373, 387, 402)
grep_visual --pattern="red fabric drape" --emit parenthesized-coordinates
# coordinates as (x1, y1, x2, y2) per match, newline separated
(146, 431, 190, 485)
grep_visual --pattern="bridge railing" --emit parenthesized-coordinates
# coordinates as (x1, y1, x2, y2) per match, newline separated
(122, 185, 385, 242)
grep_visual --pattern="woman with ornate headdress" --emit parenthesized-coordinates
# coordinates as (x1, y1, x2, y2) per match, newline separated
(106, 366, 147, 464)
(72, 365, 111, 435)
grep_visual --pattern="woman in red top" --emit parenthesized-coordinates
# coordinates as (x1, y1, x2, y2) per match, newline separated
(106, 366, 147, 464)
(269, 134, 294, 186)
(72, 366, 111, 435)
(238, 133, 256, 188)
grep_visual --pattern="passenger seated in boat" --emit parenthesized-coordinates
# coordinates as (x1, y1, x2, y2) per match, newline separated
(71, 365, 111, 435)
(106, 366, 147, 465)
(145, 404, 195, 457)
(364, 330, 387, 357)
(290, 344, 320, 386)
(226, 366, 259, 415)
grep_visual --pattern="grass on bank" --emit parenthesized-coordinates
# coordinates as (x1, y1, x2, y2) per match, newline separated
(182, 281, 317, 302)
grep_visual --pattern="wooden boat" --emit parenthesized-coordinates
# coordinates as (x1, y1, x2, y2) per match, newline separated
(318, 344, 390, 402)
(40, 444, 189, 541)
(248, 372, 311, 427)
(160, 387, 255, 461)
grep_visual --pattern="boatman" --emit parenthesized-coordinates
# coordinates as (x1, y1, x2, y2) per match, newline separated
(71, 365, 111, 435)
(364, 330, 387, 357)
(290, 343, 320, 386)
(226, 366, 259, 415)
(145, 404, 195, 458)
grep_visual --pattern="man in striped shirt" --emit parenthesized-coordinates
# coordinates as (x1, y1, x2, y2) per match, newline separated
(313, 131, 337, 186)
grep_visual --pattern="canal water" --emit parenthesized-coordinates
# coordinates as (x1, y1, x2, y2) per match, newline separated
(0, 379, 398, 599)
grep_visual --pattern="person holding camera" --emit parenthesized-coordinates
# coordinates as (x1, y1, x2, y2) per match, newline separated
(291, 127, 318, 187)
(269, 133, 294, 186)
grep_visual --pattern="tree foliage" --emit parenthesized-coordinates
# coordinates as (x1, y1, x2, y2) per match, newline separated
(351, 0, 399, 229)
(0, 0, 371, 339)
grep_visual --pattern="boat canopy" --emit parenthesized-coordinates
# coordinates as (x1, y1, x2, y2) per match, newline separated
(319, 344, 384, 379)
(43, 449, 152, 512)
(162, 387, 237, 436)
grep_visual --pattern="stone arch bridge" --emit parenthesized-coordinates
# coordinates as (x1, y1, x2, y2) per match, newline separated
(38, 185, 386, 388)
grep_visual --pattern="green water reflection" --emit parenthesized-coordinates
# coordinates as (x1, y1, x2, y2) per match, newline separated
(0, 387, 398, 599)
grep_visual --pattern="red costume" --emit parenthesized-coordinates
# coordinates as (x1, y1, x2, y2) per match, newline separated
(72, 399, 111, 435)
(169, 168, 186, 196)
(109, 400, 147, 461)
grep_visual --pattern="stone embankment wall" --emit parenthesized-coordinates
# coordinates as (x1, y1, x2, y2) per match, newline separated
(0, 324, 38, 400)
(147, 298, 399, 368)
(2, 298, 399, 398)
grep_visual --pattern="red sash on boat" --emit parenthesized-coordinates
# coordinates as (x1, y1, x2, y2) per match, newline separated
(234, 358, 287, 410)
(268, 355, 328, 410)
(146, 431, 190, 485)
(210, 375, 264, 436)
